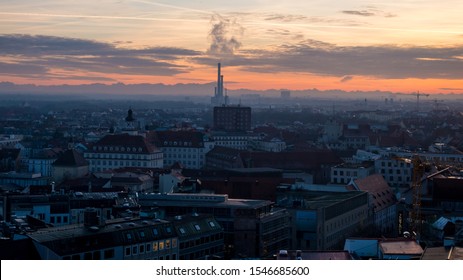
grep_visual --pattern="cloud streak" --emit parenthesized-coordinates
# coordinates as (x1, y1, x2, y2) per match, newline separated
(194, 39, 463, 80)
(0, 34, 201, 81)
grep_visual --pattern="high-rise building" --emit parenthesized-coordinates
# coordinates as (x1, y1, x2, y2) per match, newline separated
(213, 105, 251, 132)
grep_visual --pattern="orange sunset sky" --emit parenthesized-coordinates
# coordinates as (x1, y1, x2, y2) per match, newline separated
(1, 0, 463, 94)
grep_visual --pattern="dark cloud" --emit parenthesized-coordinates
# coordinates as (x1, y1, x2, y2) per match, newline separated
(0, 34, 201, 80)
(194, 40, 463, 80)
(340, 76, 354, 83)
(342, 8, 396, 18)
(440, 87, 463, 91)
(207, 15, 244, 56)
(342, 10, 375, 17)
(265, 14, 308, 22)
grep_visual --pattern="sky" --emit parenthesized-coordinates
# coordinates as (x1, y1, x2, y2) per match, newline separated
(1, 0, 463, 94)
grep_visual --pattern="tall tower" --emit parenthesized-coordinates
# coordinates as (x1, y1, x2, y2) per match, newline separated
(122, 108, 138, 135)
(211, 63, 226, 106)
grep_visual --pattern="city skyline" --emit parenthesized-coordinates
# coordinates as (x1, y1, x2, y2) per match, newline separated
(1, 0, 463, 94)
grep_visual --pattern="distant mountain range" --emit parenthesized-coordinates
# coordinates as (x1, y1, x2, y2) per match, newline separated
(0, 81, 461, 101)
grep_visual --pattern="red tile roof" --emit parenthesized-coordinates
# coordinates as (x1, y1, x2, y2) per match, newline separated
(353, 174, 396, 212)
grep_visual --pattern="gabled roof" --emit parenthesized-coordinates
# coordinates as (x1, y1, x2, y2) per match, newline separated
(53, 149, 88, 167)
(91, 133, 159, 154)
(352, 174, 396, 212)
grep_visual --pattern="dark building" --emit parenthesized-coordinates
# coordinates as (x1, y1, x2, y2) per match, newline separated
(138, 193, 290, 259)
(5, 212, 223, 260)
(213, 105, 251, 132)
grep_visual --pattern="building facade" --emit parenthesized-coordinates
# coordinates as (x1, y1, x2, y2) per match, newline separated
(213, 106, 251, 132)
(84, 133, 163, 173)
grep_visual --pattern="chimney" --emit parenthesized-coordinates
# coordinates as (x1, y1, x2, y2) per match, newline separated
(217, 63, 221, 97)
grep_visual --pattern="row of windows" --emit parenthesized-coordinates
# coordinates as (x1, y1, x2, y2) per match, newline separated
(379, 169, 410, 175)
(332, 170, 359, 177)
(164, 160, 203, 167)
(91, 160, 154, 167)
(87, 153, 161, 160)
(50, 216, 68, 224)
(179, 233, 223, 250)
(163, 141, 195, 147)
(167, 154, 198, 159)
(125, 238, 178, 257)
(93, 146, 143, 152)
(380, 161, 411, 168)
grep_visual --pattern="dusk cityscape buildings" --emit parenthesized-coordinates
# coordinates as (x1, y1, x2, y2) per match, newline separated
(2, 66, 463, 260)
(2, 1, 463, 261)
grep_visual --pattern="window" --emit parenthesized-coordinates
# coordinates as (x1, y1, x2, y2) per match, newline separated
(132, 245, 138, 255)
(159, 241, 164, 251)
(126, 233, 132, 241)
(146, 243, 151, 253)
(139, 230, 145, 238)
(172, 238, 177, 248)
(125, 247, 131, 256)
(179, 228, 186, 234)
(139, 244, 145, 254)
(166, 239, 171, 249)
(194, 224, 201, 231)
(208, 221, 216, 228)
(166, 227, 172, 234)
(153, 242, 158, 251)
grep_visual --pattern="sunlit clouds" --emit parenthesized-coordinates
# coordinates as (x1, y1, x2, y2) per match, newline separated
(1, 0, 463, 93)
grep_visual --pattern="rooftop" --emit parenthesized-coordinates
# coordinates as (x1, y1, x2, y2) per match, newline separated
(139, 193, 272, 209)
(379, 240, 424, 255)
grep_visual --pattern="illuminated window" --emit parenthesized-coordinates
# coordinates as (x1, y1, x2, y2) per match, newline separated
(159, 241, 164, 250)
(166, 239, 171, 249)
(172, 238, 177, 248)
(153, 242, 158, 251)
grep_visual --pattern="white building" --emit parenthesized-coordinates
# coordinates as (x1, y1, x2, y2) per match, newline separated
(210, 132, 258, 150)
(374, 157, 413, 188)
(150, 131, 214, 169)
(84, 133, 163, 173)
(331, 163, 375, 185)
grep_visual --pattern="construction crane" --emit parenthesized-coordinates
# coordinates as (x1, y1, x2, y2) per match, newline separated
(393, 155, 425, 238)
(413, 91, 429, 112)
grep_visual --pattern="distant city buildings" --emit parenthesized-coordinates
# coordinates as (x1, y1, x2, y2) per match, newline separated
(2, 89, 463, 260)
